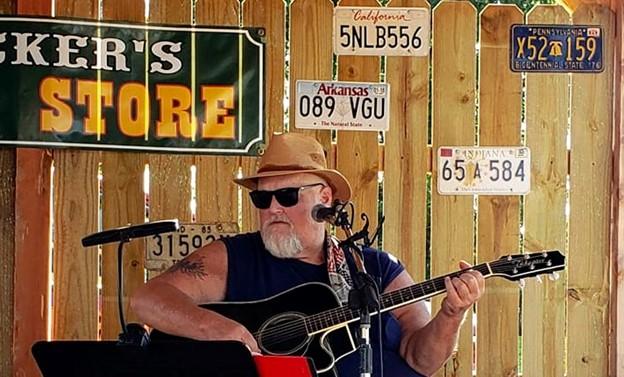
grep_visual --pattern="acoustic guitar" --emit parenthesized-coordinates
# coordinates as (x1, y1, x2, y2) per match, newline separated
(151, 250, 565, 375)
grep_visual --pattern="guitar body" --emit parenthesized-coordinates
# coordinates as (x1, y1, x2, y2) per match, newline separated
(150, 283, 355, 375)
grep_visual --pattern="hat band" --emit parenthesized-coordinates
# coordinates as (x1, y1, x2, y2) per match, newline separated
(257, 164, 325, 173)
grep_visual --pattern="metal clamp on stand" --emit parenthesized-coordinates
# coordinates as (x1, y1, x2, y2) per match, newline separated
(315, 201, 382, 377)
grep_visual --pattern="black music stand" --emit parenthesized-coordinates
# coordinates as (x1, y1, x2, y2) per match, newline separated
(32, 340, 258, 377)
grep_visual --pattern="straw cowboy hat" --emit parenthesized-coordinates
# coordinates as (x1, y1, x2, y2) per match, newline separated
(234, 133, 352, 201)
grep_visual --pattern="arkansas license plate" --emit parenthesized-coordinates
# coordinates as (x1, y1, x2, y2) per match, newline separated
(437, 147, 531, 195)
(295, 80, 389, 131)
(510, 24, 603, 72)
(145, 222, 238, 271)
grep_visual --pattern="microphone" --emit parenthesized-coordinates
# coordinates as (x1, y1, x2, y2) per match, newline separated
(81, 219, 180, 247)
(311, 202, 342, 224)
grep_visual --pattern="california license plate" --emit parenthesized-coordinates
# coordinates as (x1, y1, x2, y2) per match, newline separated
(333, 7, 429, 56)
(510, 25, 603, 73)
(145, 222, 238, 271)
(437, 147, 531, 195)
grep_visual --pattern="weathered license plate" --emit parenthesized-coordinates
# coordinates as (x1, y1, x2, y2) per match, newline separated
(511, 24, 603, 72)
(145, 222, 238, 271)
(437, 147, 530, 195)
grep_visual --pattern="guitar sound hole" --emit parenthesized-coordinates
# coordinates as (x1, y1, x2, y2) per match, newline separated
(257, 312, 310, 355)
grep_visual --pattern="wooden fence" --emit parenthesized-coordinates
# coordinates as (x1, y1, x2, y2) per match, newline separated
(1, 0, 622, 376)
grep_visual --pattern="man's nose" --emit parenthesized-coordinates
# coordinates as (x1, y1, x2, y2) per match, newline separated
(266, 195, 285, 212)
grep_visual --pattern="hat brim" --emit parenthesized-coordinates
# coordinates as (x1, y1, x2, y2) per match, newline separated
(234, 169, 352, 202)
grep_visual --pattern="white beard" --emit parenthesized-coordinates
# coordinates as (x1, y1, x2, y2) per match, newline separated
(261, 215, 303, 259)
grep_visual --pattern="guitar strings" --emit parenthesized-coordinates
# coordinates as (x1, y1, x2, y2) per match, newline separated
(254, 258, 557, 346)
(255, 261, 551, 345)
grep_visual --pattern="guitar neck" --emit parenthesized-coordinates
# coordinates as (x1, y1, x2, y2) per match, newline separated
(380, 263, 492, 311)
(304, 263, 492, 334)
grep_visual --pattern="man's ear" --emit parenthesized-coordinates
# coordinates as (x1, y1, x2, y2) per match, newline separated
(320, 186, 333, 205)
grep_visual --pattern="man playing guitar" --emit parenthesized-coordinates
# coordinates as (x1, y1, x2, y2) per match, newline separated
(131, 133, 485, 377)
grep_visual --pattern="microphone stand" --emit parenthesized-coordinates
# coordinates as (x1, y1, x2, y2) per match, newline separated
(81, 219, 179, 347)
(334, 208, 379, 377)
(115, 237, 150, 347)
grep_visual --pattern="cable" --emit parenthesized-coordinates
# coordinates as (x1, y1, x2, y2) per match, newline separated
(374, 246, 384, 377)
(117, 240, 128, 335)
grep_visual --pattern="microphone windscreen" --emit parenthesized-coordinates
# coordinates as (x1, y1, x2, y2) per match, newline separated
(311, 204, 331, 223)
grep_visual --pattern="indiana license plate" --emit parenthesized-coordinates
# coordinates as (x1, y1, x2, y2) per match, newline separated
(510, 24, 603, 72)
(145, 222, 238, 271)
(437, 146, 531, 195)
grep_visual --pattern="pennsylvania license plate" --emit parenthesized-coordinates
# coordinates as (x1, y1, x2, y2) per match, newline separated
(510, 25, 603, 73)
(437, 147, 531, 195)
(145, 222, 238, 272)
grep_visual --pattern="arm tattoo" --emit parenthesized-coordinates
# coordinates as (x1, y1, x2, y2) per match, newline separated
(168, 259, 208, 280)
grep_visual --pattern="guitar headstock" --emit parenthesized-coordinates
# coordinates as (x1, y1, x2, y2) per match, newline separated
(490, 250, 565, 281)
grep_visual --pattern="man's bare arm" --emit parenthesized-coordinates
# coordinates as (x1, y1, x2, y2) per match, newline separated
(130, 240, 259, 351)
(389, 263, 484, 376)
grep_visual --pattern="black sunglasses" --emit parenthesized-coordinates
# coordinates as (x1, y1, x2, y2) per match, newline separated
(249, 183, 326, 209)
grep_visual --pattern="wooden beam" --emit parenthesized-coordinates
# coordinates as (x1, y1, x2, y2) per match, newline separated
(0, 6, 17, 377)
(614, 1, 623, 375)
(13, 3, 53, 377)
(13, 149, 52, 377)
(1, 150, 16, 377)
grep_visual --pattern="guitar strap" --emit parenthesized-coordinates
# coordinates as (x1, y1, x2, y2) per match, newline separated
(325, 234, 354, 305)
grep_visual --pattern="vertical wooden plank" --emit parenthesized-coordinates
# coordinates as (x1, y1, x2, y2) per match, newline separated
(290, 0, 333, 147)
(99, 0, 147, 341)
(430, 2, 477, 376)
(523, 6, 569, 377)
(477, 4, 523, 376)
(100, 151, 146, 339)
(384, 0, 429, 283)
(615, 2, 624, 375)
(13, 1, 53, 374)
(568, 4, 614, 376)
(336, 0, 380, 233)
(51, 0, 100, 342)
(241, 0, 285, 232)
(0, 149, 16, 377)
(194, 0, 239, 226)
(52, 150, 99, 340)
(147, 0, 193, 278)
(14, 150, 52, 377)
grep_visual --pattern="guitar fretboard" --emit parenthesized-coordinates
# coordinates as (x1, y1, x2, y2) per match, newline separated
(304, 263, 492, 333)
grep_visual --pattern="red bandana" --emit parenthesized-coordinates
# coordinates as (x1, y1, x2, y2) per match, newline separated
(326, 234, 353, 304)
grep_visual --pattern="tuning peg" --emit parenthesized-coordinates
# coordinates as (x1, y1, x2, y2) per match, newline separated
(518, 279, 525, 288)
(535, 275, 543, 284)
(549, 272, 560, 281)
